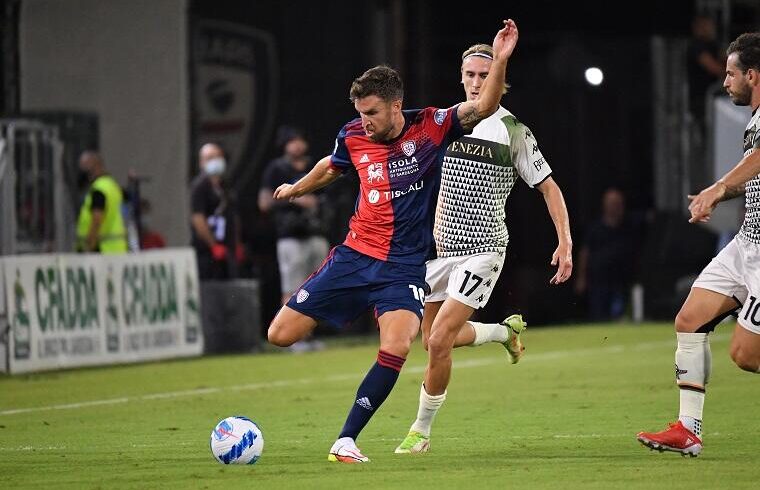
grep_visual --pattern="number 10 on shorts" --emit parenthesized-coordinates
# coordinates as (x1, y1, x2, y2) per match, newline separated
(408, 285, 426, 305)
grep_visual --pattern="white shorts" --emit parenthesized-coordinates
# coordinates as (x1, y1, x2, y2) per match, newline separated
(276, 236, 330, 295)
(425, 252, 505, 309)
(692, 235, 760, 333)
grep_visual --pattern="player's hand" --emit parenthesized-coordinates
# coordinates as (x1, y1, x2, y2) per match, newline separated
(210, 243, 227, 261)
(273, 183, 297, 201)
(492, 19, 518, 61)
(549, 242, 573, 285)
(687, 181, 724, 223)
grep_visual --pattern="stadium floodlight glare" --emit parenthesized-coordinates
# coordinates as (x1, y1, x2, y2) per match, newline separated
(584, 67, 604, 86)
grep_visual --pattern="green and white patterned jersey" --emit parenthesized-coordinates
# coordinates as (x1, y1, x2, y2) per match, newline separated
(434, 106, 552, 257)
(740, 109, 760, 244)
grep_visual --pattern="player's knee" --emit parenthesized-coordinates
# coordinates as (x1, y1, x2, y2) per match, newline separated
(427, 335, 452, 361)
(730, 344, 760, 372)
(674, 309, 700, 333)
(267, 322, 293, 347)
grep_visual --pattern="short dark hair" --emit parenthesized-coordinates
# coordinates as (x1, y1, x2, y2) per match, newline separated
(726, 33, 760, 72)
(349, 65, 403, 103)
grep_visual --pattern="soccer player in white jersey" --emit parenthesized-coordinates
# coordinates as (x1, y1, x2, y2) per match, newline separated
(637, 32, 760, 457)
(395, 43, 573, 454)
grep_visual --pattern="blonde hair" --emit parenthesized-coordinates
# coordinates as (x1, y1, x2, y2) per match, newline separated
(461, 44, 509, 94)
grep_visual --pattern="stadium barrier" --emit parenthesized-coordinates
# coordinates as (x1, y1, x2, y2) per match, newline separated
(0, 248, 203, 374)
(200, 280, 262, 354)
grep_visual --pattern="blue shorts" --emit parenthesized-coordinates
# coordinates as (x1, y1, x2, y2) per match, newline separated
(286, 245, 427, 328)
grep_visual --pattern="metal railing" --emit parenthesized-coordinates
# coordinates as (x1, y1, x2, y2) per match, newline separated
(0, 119, 72, 255)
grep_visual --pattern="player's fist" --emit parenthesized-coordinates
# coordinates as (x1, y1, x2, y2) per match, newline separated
(273, 183, 296, 201)
(211, 243, 227, 261)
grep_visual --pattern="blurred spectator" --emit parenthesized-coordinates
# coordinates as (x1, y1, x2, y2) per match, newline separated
(687, 14, 724, 128)
(575, 187, 636, 321)
(258, 126, 330, 305)
(76, 150, 128, 254)
(138, 198, 166, 249)
(190, 143, 245, 280)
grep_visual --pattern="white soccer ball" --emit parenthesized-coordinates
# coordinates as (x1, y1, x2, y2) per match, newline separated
(210, 416, 264, 465)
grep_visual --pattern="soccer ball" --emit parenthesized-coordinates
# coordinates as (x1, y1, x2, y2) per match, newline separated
(210, 416, 264, 465)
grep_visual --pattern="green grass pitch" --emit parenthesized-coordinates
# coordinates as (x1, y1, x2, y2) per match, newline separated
(1, 323, 758, 489)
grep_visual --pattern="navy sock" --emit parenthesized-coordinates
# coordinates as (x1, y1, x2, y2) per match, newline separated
(338, 350, 406, 441)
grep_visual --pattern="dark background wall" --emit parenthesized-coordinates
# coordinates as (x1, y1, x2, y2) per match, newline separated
(190, 0, 718, 325)
(6, 0, 755, 326)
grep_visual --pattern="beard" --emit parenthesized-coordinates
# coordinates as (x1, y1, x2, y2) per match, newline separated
(728, 84, 752, 106)
(368, 126, 393, 142)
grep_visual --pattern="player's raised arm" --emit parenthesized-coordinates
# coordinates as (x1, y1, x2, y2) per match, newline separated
(456, 19, 518, 130)
(273, 155, 341, 201)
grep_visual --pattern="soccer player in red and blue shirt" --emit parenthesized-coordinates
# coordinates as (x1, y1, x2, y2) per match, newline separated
(267, 19, 519, 463)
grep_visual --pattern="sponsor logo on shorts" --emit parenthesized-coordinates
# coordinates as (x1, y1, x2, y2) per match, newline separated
(675, 364, 688, 380)
(296, 289, 310, 303)
(434, 109, 447, 125)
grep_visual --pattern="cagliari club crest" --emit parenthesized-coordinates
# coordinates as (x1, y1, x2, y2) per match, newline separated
(193, 20, 278, 183)
(402, 140, 416, 157)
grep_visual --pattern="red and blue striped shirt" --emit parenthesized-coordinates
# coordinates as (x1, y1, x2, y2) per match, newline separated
(329, 106, 464, 265)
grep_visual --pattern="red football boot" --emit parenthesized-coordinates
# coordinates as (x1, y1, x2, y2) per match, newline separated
(637, 421, 702, 457)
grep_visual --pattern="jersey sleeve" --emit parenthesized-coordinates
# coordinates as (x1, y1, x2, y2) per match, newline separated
(329, 125, 353, 173)
(750, 126, 760, 151)
(90, 190, 106, 211)
(427, 106, 466, 145)
(508, 120, 552, 188)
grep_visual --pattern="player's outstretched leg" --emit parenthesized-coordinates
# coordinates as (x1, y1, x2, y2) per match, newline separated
(500, 314, 527, 363)
(456, 314, 528, 363)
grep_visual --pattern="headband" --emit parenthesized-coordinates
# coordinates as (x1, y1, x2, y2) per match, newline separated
(463, 52, 493, 61)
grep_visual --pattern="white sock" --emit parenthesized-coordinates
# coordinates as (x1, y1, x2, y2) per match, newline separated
(678, 390, 705, 438)
(469, 321, 508, 346)
(409, 384, 446, 437)
(675, 332, 710, 438)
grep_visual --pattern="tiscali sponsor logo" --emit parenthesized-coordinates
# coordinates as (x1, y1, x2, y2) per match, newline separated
(383, 181, 423, 200)
(366, 181, 425, 204)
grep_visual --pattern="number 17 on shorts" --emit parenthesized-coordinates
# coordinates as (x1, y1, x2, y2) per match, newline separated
(447, 253, 505, 309)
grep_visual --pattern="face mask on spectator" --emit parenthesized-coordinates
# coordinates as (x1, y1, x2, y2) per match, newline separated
(204, 157, 226, 176)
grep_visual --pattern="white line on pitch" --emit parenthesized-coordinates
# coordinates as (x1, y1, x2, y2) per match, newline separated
(0, 334, 728, 417)
(0, 432, 737, 452)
